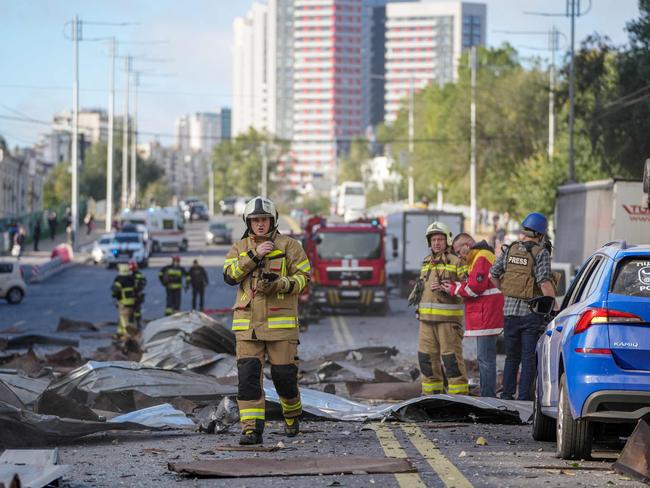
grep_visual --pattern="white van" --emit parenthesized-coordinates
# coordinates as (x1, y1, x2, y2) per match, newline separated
(337, 181, 366, 217)
(121, 208, 188, 253)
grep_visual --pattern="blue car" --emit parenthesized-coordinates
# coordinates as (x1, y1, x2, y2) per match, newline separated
(532, 241, 650, 459)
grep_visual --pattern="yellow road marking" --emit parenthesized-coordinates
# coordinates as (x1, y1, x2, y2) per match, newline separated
(330, 316, 344, 345)
(337, 315, 355, 345)
(401, 425, 473, 488)
(372, 424, 427, 488)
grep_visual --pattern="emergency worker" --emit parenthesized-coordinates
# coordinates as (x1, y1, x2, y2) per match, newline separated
(129, 260, 147, 327)
(416, 222, 469, 396)
(223, 197, 311, 445)
(490, 212, 555, 400)
(111, 263, 138, 338)
(159, 256, 186, 315)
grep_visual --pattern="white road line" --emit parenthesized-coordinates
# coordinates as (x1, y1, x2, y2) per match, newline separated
(338, 315, 355, 346)
(14, 320, 25, 327)
(331, 316, 344, 345)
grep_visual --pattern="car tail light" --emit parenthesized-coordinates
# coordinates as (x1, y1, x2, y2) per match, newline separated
(574, 308, 642, 334)
(574, 347, 611, 354)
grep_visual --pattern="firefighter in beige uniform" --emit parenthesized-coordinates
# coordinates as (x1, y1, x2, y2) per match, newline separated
(223, 197, 311, 445)
(417, 222, 469, 395)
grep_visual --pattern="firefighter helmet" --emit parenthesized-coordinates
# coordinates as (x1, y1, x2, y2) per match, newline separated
(243, 196, 278, 230)
(128, 260, 139, 272)
(172, 255, 181, 263)
(117, 263, 130, 276)
(425, 221, 452, 246)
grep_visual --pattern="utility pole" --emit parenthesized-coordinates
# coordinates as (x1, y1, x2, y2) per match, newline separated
(469, 46, 477, 236)
(261, 141, 268, 198)
(106, 37, 116, 232)
(70, 15, 80, 250)
(567, 0, 577, 182)
(208, 162, 214, 217)
(130, 70, 139, 208)
(548, 26, 558, 161)
(407, 76, 414, 206)
(121, 55, 131, 210)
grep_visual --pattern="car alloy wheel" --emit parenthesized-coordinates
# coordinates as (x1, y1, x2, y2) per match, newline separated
(556, 373, 592, 460)
(6, 287, 24, 304)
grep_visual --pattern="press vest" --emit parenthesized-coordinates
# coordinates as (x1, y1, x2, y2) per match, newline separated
(499, 241, 543, 299)
(223, 232, 311, 341)
(417, 251, 466, 324)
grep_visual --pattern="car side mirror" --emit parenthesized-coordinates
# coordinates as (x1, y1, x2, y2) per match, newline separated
(528, 296, 556, 317)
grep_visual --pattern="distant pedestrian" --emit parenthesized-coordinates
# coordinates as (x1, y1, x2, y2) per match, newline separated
(12, 225, 25, 258)
(188, 259, 209, 311)
(47, 211, 57, 240)
(33, 219, 41, 252)
(84, 212, 94, 235)
(443, 233, 504, 398)
(64, 208, 73, 245)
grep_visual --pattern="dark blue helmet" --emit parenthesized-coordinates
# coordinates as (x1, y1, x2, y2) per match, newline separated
(521, 212, 548, 236)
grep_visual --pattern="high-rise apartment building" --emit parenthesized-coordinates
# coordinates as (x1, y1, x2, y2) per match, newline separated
(290, 0, 365, 191)
(232, 2, 270, 135)
(175, 109, 231, 154)
(384, 1, 486, 123)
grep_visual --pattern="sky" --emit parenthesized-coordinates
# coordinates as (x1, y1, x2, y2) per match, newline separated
(0, 0, 642, 149)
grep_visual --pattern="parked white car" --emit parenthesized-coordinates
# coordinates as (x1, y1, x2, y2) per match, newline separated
(0, 260, 27, 304)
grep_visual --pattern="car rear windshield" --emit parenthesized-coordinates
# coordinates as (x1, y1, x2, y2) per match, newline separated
(611, 257, 650, 298)
(317, 232, 381, 260)
(115, 235, 139, 243)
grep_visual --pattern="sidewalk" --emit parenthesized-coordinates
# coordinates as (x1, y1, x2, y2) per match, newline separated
(17, 221, 107, 267)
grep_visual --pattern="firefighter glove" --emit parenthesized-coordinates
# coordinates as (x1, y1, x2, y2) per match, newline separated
(408, 278, 424, 307)
(257, 275, 290, 295)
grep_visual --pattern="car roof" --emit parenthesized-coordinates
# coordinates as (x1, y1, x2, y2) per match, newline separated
(592, 242, 650, 261)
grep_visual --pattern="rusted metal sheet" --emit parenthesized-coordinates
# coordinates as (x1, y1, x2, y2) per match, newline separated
(613, 418, 650, 484)
(168, 456, 415, 478)
(346, 381, 421, 401)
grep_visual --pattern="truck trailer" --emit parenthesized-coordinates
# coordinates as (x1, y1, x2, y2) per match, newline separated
(554, 179, 650, 270)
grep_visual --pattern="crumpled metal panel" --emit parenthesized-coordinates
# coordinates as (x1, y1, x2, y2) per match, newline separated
(613, 418, 650, 483)
(110, 403, 195, 429)
(264, 382, 529, 424)
(0, 371, 50, 407)
(139, 311, 235, 371)
(45, 361, 237, 413)
(0, 449, 70, 488)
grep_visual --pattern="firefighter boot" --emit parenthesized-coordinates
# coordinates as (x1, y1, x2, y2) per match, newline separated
(239, 419, 264, 445)
(284, 417, 300, 437)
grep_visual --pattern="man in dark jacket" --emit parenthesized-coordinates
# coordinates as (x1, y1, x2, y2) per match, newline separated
(188, 259, 209, 311)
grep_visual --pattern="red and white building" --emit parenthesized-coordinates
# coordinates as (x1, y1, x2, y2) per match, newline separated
(290, 0, 365, 192)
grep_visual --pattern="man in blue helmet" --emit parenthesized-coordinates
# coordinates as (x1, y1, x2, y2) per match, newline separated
(490, 212, 555, 400)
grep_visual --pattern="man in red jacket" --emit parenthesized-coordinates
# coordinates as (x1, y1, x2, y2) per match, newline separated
(441, 233, 504, 397)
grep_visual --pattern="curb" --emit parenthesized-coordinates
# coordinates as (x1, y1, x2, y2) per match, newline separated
(26, 258, 76, 284)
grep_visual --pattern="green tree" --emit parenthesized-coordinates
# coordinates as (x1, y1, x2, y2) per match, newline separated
(43, 161, 71, 209)
(338, 137, 368, 182)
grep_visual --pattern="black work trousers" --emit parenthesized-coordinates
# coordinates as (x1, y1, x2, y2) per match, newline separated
(165, 288, 181, 315)
(192, 286, 205, 310)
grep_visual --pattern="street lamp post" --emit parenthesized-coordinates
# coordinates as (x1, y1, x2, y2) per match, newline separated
(70, 15, 80, 250)
(106, 37, 116, 232)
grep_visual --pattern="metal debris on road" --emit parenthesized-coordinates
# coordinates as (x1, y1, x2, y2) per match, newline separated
(194, 396, 239, 434)
(345, 381, 421, 400)
(109, 403, 195, 429)
(0, 334, 79, 351)
(0, 371, 50, 407)
(213, 444, 289, 452)
(168, 456, 415, 478)
(56, 317, 99, 332)
(0, 449, 70, 488)
(613, 418, 650, 484)
(300, 347, 399, 383)
(45, 361, 237, 413)
(0, 379, 23, 409)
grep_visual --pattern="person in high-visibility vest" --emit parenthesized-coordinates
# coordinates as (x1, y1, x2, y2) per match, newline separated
(111, 263, 138, 338)
(224, 196, 311, 445)
(158, 256, 186, 315)
(128, 260, 147, 327)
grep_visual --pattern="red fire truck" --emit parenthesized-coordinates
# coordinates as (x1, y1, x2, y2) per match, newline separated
(302, 216, 389, 315)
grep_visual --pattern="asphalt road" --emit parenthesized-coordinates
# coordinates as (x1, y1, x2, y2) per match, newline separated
(0, 217, 644, 487)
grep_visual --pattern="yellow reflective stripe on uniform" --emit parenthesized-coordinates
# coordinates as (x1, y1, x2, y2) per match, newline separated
(297, 259, 311, 272)
(448, 384, 469, 394)
(280, 399, 302, 412)
(239, 251, 249, 257)
(422, 381, 444, 393)
(168, 269, 183, 276)
(418, 308, 465, 317)
(418, 302, 464, 310)
(267, 316, 297, 328)
(239, 408, 265, 420)
(231, 265, 245, 279)
(267, 249, 285, 258)
(293, 274, 307, 291)
(232, 318, 250, 330)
